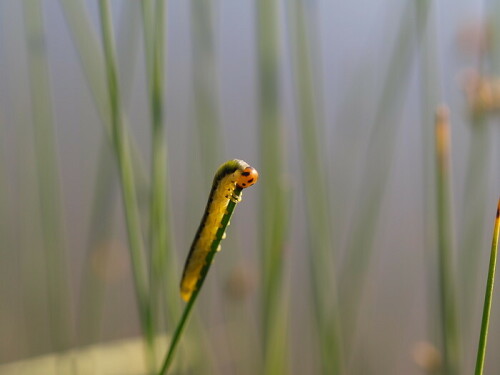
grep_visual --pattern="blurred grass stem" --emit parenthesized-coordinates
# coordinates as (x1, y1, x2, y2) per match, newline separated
(98, 0, 155, 370)
(289, 0, 344, 373)
(434, 106, 460, 375)
(22, 0, 71, 351)
(140, 0, 179, 331)
(459, 117, 491, 328)
(58, 0, 148, 189)
(190, 0, 223, 174)
(338, 1, 431, 348)
(76, 1, 141, 346)
(257, 0, 290, 373)
(416, 0, 443, 356)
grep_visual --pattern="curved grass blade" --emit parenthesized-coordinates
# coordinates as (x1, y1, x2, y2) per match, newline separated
(474, 198, 500, 375)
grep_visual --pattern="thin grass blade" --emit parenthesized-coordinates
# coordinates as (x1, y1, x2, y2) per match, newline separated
(22, 0, 71, 352)
(434, 106, 461, 375)
(97, 1, 155, 371)
(256, 0, 290, 373)
(474, 198, 500, 375)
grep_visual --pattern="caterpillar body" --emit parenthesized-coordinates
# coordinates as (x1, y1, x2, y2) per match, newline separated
(180, 159, 259, 302)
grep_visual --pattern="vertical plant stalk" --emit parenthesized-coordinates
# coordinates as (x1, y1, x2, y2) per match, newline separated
(416, 0, 444, 364)
(116, 0, 142, 106)
(144, 0, 179, 332)
(158, 187, 243, 375)
(338, 2, 431, 343)
(289, 1, 343, 373)
(190, 0, 223, 175)
(22, 0, 71, 351)
(57, 0, 149, 189)
(76, 0, 140, 346)
(458, 118, 490, 330)
(57, 0, 110, 126)
(140, 0, 154, 89)
(2, 2, 50, 352)
(256, 0, 290, 373)
(434, 106, 460, 375)
(97, 0, 154, 369)
(474, 198, 500, 375)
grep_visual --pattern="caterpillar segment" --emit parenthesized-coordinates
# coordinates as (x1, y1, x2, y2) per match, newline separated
(180, 159, 258, 301)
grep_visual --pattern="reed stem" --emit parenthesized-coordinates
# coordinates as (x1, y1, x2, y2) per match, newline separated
(58, 0, 148, 188)
(459, 118, 490, 329)
(289, 1, 343, 372)
(339, 2, 431, 345)
(434, 106, 460, 375)
(22, 0, 71, 351)
(142, 0, 179, 331)
(97, 0, 155, 370)
(190, 0, 223, 174)
(474, 198, 500, 375)
(256, 0, 290, 373)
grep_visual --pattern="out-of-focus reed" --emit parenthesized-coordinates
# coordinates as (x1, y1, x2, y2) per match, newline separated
(97, 1, 155, 371)
(257, 0, 290, 374)
(434, 106, 460, 375)
(288, 0, 343, 373)
(22, 0, 71, 352)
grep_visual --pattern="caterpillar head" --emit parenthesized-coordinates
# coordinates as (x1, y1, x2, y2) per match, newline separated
(236, 167, 259, 188)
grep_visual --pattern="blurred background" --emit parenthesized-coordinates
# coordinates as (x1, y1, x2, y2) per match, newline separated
(0, 0, 499, 374)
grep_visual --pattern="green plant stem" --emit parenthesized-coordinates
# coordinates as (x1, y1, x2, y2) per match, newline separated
(158, 187, 243, 375)
(22, 0, 71, 352)
(459, 117, 491, 323)
(1, 2, 49, 353)
(474, 199, 500, 375)
(58, 0, 148, 188)
(338, 2, 432, 352)
(57, 0, 110, 125)
(190, 0, 222, 175)
(416, 5, 447, 372)
(116, 1, 141, 105)
(76, 0, 142, 346)
(140, 0, 155, 90)
(144, 0, 179, 332)
(289, 1, 343, 373)
(256, 0, 289, 373)
(434, 107, 460, 375)
(97, 0, 155, 370)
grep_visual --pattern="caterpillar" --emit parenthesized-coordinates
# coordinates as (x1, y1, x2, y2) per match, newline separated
(180, 159, 259, 302)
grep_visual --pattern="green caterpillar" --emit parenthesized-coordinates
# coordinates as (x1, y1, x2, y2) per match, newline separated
(180, 159, 259, 301)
